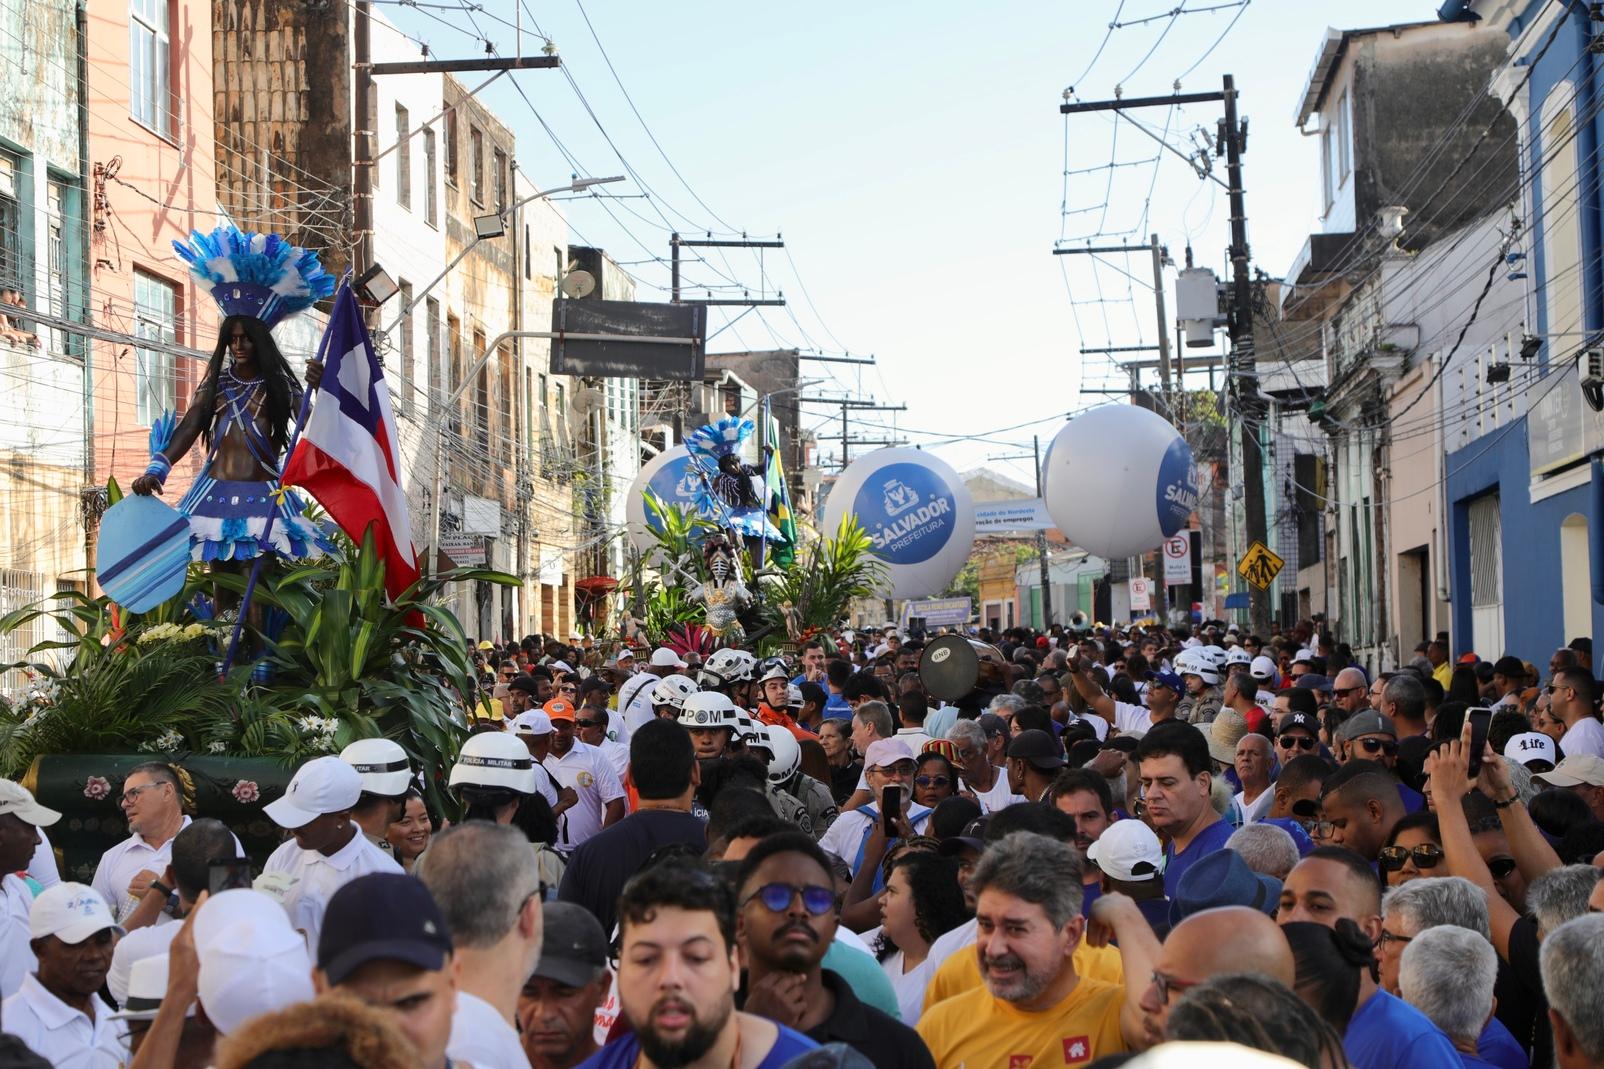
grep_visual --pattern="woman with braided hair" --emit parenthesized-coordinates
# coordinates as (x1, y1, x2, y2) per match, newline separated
(1166, 972, 1351, 1068)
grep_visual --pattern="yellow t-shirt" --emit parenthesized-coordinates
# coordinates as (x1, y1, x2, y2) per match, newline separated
(1433, 661, 1453, 690)
(922, 933, 1124, 1014)
(917, 977, 1127, 1068)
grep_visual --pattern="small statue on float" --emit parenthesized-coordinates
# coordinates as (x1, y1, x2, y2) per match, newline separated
(689, 533, 750, 644)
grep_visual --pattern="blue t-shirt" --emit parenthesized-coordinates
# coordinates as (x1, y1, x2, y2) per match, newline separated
(824, 694, 853, 719)
(1398, 782, 1425, 813)
(1344, 990, 1462, 1069)
(1162, 817, 1235, 898)
(1476, 1016, 1526, 1069)
(1260, 817, 1316, 856)
(578, 1021, 817, 1069)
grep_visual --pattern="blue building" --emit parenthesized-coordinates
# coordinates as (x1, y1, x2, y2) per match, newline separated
(1442, 0, 1604, 660)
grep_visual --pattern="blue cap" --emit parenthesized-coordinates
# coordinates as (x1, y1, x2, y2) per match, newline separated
(1169, 847, 1282, 928)
(1146, 670, 1184, 693)
(317, 873, 453, 984)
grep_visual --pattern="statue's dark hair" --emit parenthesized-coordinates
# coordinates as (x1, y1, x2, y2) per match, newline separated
(201, 315, 301, 455)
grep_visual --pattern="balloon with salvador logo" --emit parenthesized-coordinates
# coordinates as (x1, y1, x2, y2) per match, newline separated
(1041, 404, 1197, 558)
(97, 495, 192, 612)
(626, 445, 717, 552)
(822, 447, 975, 600)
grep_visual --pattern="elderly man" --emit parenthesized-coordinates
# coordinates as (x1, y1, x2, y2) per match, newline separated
(1540, 915, 1604, 1069)
(518, 903, 612, 1069)
(1231, 732, 1275, 825)
(1399, 926, 1502, 1069)
(1, 884, 127, 1067)
(1331, 667, 1371, 718)
(948, 719, 1022, 812)
(92, 762, 192, 925)
(817, 739, 930, 881)
(916, 832, 1142, 1065)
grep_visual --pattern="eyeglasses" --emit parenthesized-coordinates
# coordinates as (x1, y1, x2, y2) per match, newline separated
(1278, 735, 1318, 751)
(914, 775, 951, 788)
(120, 782, 168, 806)
(1309, 820, 1336, 840)
(1333, 686, 1364, 698)
(558, 684, 577, 693)
(1149, 969, 1198, 1003)
(1358, 738, 1399, 756)
(1377, 930, 1413, 948)
(575, 718, 604, 729)
(1377, 844, 1444, 872)
(1488, 857, 1518, 880)
(743, 882, 836, 916)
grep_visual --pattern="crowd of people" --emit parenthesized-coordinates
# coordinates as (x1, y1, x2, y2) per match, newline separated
(4, 617, 1604, 1069)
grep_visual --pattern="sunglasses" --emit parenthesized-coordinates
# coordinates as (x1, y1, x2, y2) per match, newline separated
(558, 684, 577, 693)
(914, 775, 951, 788)
(575, 718, 605, 729)
(743, 882, 835, 916)
(1378, 844, 1444, 872)
(1358, 738, 1399, 756)
(1278, 734, 1318, 751)
(1149, 969, 1199, 1004)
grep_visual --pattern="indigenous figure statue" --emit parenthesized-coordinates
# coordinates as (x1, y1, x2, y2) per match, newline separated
(684, 417, 782, 551)
(690, 534, 751, 643)
(131, 227, 336, 613)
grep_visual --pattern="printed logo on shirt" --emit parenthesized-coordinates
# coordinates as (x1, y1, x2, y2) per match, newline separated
(1008, 1056, 1033, 1069)
(575, 770, 595, 788)
(1062, 1036, 1091, 1063)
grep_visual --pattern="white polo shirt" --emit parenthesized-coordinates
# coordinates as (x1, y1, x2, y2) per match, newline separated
(543, 741, 626, 851)
(90, 815, 192, 925)
(107, 920, 179, 1007)
(1, 873, 35, 999)
(1561, 716, 1604, 759)
(447, 990, 533, 1069)
(263, 827, 403, 950)
(1, 974, 128, 1068)
(594, 738, 630, 781)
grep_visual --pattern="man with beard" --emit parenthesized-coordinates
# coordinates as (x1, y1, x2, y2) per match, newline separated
(735, 832, 933, 1068)
(916, 832, 1138, 1066)
(580, 862, 817, 1069)
(1047, 768, 1117, 916)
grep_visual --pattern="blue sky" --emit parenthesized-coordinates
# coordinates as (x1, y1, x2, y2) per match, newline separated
(384, 0, 1443, 486)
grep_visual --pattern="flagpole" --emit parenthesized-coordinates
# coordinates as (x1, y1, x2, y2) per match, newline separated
(218, 287, 342, 680)
(755, 395, 770, 575)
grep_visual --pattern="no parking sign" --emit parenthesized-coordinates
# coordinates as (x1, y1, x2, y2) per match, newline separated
(1163, 534, 1192, 584)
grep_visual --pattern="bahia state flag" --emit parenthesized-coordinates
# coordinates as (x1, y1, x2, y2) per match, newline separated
(281, 286, 419, 602)
(765, 413, 797, 568)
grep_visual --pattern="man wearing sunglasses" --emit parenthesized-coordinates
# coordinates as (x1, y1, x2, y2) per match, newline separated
(1331, 667, 1371, 718)
(1334, 710, 1401, 770)
(1548, 667, 1604, 760)
(735, 831, 934, 1069)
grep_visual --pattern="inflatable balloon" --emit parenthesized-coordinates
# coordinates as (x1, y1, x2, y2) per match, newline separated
(626, 445, 709, 552)
(823, 447, 974, 600)
(1041, 405, 1197, 558)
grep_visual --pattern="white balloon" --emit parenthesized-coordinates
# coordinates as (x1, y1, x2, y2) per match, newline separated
(625, 445, 709, 552)
(1041, 405, 1197, 558)
(822, 447, 975, 600)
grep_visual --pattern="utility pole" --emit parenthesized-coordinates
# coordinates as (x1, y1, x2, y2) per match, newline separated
(670, 234, 787, 305)
(353, 0, 373, 274)
(1150, 234, 1172, 400)
(1034, 434, 1052, 627)
(1060, 74, 1267, 632)
(799, 396, 906, 469)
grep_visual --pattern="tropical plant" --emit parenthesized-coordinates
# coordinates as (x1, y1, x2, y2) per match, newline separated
(756, 516, 886, 641)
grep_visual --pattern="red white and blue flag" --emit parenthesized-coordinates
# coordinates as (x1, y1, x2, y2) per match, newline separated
(282, 286, 419, 601)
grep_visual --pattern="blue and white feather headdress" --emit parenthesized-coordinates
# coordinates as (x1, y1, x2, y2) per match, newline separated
(685, 417, 754, 465)
(172, 225, 336, 328)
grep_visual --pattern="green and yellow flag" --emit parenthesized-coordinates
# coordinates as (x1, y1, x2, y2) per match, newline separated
(765, 414, 797, 568)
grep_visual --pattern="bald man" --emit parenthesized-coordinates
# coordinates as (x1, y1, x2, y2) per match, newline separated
(1332, 667, 1371, 718)
(1314, 760, 1405, 861)
(1135, 906, 1294, 1048)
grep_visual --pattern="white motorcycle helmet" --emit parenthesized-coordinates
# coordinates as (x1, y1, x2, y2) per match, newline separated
(764, 724, 801, 786)
(1174, 648, 1221, 687)
(339, 738, 412, 796)
(651, 674, 699, 710)
(734, 711, 766, 749)
(449, 732, 540, 795)
(700, 648, 755, 689)
(787, 684, 805, 710)
(678, 692, 740, 732)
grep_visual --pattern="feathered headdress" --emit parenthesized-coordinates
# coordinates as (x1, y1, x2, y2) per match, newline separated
(685, 417, 754, 464)
(172, 225, 336, 328)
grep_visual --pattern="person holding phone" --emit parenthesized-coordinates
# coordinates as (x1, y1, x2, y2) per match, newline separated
(818, 740, 931, 886)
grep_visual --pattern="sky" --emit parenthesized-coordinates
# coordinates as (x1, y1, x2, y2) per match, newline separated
(384, 0, 1440, 489)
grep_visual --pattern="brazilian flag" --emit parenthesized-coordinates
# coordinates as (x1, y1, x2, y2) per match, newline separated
(765, 414, 797, 568)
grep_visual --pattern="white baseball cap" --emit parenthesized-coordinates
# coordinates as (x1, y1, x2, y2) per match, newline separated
(264, 756, 363, 830)
(1293, 649, 1314, 665)
(198, 917, 314, 1035)
(1503, 732, 1557, 770)
(0, 778, 60, 827)
(110, 954, 194, 1021)
(30, 882, 123, 944)
(1249, 655, 1278, 682)
(339, 738, 412, 796)
(511, 710, 554, 736)
(649, 647, 688, 669)
(1085, 819, 1163, 882)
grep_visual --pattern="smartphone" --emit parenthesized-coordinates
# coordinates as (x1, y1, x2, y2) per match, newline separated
(882, 785, 903, 834)
(1467, 707, 1493, 779)
(208, 858, 253, 896)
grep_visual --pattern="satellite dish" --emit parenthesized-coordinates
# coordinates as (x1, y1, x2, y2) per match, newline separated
(561, 269, 596, 299)
(571, 385, 604, 416)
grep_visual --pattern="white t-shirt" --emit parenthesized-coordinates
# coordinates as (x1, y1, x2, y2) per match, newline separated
(1, 974, 128, 1068)
(448, 990, 533, 1069)
(895, 727, 934, 753)
(1561, 716, 1604, 759)
(262, 829, 403, 950)
(596, 738, 630, 781)
(971, 769, 1025, 813)
(107, 920, 179, 1007)
(923, 916, 978, 978)
(30, 829, 59, 889)
(1, 873, 35, 999)
(1232, 786, 1275, 826)
(544, 741, 627, 850)
(1105, 700, 1162, 738)
(881, 947, 938, 1027)
(817, 806, 933, 876)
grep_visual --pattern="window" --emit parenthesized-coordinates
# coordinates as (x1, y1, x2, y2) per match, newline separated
(473, 330, 488, 454)
(497, 346, 512, 461)
(134, 270, 177, 425)
(395, 105, 411, 210)
(1321, 125, 1335, 212)
(446, 313, 462, 434)
(130, 0, 172, 137)
(469, 127, 484, 205)
(1336, 90, 1351, 181)
(426, 296, 441, 410)
(538, 372, 548, 408)
(46, 179, 78, 355)
(396, 279, 413, 416)
(493, 148, 507, 213)
(444, 109, 458, 186)
(0, 152, 20, 290)
(524, 224, 531, 280)
(423, 128, 437, 227)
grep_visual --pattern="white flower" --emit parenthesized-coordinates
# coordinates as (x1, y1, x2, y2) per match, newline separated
(207, 740, 228, 754)
(152, 729, 183, 752)
(182, 624, 208, 640)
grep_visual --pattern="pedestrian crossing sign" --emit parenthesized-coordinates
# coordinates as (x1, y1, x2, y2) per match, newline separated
(1237, 541, 1285, 590)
